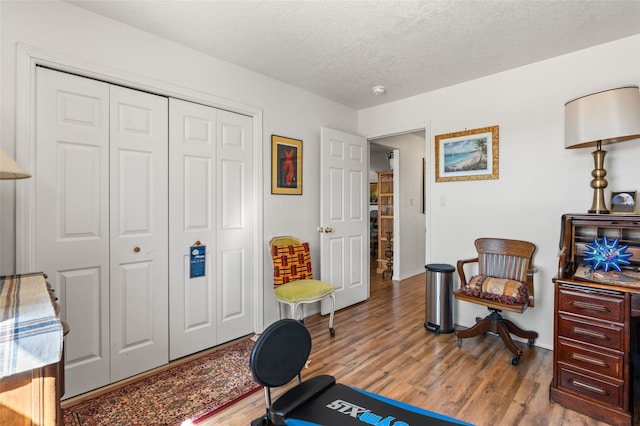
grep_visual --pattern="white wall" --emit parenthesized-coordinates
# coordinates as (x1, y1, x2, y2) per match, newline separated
(358, 35, 640, 349)
(369, 144, 391, 176)
(0, 1, 357, 327)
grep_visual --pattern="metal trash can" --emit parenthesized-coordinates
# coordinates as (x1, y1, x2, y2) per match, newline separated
(424, 263, 455, 334)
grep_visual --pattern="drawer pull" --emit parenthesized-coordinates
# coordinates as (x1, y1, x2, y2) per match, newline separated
(570, 301, 610, 312)
(571, 327, 610, 341)
(570, 352, 609, 368)
(569, 379, 608, 396)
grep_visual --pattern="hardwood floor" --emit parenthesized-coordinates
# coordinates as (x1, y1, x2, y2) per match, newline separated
(200, 264, 610, 426)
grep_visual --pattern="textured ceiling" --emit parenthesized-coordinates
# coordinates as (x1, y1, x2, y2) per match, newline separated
(67, 0, 640, 110)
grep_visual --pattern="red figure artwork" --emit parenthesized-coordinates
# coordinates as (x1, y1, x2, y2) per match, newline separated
(283, 149, 295, 185)
(272, 135, 302, 195)
(277, 144, 297, 188)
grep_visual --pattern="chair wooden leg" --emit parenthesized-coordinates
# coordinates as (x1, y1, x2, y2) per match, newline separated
(455, 315, 493, 339)
(502, 318, 538, 341)
(456, 311, 535, 360)
(456, 309, 537, 365)
(495, 320, 523, 358)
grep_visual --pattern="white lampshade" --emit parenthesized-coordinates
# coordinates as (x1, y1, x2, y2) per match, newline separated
(0, 148, 31, 179)
(565, 86, 640, 149)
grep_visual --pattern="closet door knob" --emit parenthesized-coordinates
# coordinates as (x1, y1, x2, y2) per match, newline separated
(133, 246, 141, 253)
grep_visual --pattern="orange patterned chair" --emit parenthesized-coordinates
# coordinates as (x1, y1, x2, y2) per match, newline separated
(270, 236, 335, 336)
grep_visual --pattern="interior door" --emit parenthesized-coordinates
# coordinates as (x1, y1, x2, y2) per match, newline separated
(168, 98, 218, 360)
(319, 127, 369, 312)
(168, 100, 255, 359)
(215, 110, 255, 343)
(109, 85, 169, 382)
(35, 67, 111, 397)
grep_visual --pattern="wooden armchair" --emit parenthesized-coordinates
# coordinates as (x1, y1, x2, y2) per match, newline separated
(453, 238, 537, 365)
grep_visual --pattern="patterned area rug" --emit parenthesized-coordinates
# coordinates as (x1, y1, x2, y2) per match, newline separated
(63, 338, 260, 426)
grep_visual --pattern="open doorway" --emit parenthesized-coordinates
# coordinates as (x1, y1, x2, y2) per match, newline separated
(368, 143, 394, 279)
(369, 130, 427, 281)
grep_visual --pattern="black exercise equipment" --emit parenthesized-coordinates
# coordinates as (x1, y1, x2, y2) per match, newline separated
(249, 319, 473, 426)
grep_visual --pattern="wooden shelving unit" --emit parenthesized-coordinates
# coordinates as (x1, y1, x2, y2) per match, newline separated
(376, 171, 393, 275)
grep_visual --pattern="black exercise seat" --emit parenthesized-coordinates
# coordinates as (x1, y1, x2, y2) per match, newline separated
(270, 375, 336, 424)
(250, 319, 321, 426)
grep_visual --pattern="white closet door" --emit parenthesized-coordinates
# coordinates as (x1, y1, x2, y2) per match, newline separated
(216, 110, 254, 342)
(35, 67, 111, 397)
(168, 98, 217, 360)
(34, 67, 252, 394)
(109, 85, 169, 382)
(168, 102, 254, 357)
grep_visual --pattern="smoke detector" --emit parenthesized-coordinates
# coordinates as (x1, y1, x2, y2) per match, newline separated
(372, 85, 386, 96)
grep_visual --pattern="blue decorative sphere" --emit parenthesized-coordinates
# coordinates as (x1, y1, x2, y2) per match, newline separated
(583, 236, 632, 272)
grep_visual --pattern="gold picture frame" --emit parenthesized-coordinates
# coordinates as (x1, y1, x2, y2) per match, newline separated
(271, 135, 302, 195)
(611, 191, 637, 214)
(370, 183, 378, 205)
(434, 125, 499, 182)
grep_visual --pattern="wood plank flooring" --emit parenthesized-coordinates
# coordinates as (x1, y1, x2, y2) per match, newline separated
(200, 267, 610, 426)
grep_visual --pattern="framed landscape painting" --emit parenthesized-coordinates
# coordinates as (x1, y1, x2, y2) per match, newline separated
(434, 126, 499, 182)
(271, 135, 302, 195)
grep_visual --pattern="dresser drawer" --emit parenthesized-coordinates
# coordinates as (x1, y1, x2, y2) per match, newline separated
(558, 314, 624, 350)
(558, 367, 624, 408)
(557, 338, 624, 379)
(558, 286, 625, 322)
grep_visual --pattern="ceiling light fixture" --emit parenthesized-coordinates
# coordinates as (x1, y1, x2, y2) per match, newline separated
(372, 85, 386, 96)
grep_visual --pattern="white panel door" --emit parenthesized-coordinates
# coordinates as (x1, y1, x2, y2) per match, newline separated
(168, 101, 254, 358)
(34, 67, 111, 397)
(215, 110, 254, 343)
(109, 85, 169, 382)
(320, 127, 369, 312)
(168, 98, 217, 360)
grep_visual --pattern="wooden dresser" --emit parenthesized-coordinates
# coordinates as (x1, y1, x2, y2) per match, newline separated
(550, 214, 640, 426)
(0, 273, 68, 425)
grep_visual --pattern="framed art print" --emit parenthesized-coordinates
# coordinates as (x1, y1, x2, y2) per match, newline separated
(611, 191, 637, 214)
(434, 125, 499, 182)
(370, 183, 378, 205)
(271, 135, 302, 195)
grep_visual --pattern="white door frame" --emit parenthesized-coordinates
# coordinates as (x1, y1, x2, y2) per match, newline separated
(365, 124, 431, 270)
(14, 43, 265, 333)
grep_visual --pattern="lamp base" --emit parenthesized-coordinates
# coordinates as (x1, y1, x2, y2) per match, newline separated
(588, 144, 609, 214)
(588, 208, 610, 214)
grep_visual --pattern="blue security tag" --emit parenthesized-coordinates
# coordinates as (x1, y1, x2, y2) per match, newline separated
(190, 245, 206, 278)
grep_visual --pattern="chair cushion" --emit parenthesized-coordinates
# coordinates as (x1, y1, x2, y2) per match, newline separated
(462, 275, 529, 304)
(272, 242, 313, 286)
(274, 279, 335, 303)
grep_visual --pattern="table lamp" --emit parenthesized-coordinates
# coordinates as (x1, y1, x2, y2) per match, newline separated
(565, 86, 640, 214)
(0, 147, 30, 180)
